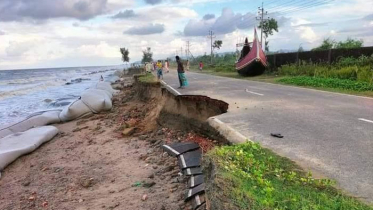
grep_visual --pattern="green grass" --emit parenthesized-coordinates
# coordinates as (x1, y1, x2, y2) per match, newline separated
(205, 142, 373, 210)
(277, 76, 373, 92)
(138, 72, 157, 83)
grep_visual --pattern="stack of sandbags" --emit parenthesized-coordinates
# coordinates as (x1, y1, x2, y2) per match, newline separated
(0, 81, 118, 174)
(0, 82, 117, 137)
(59, 82, 115, 122)
(0, 110, 62, 139)
(0, 126, 59, 171)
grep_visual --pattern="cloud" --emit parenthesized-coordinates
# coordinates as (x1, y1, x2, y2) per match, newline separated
(363, 13, 373, 21)
(112, 10, 136, 19)
(337, 26, 373, 37)
(338, 28, 359, 33)
(203, 14, 215, 20)
(124, 23, 165, 35)
(139, 6, 198, 21)
(144, 0, 162, 5)
(297, 27, 317, 42)
(0, 30, 5, 35)
(77, 41, 119, 58)
(0, 0, 114, 22)
(184, 8, 257, 36)
(293, 22, 329, 27)
(6, 41, 36, 57)
(356, 29, 373, 37)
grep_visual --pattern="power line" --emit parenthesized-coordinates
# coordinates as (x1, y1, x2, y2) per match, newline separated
(266, 0, 303, 10)
(277, 2, 334, 15)
(270, 0, 333, 14)
(210, 0, 332, 34)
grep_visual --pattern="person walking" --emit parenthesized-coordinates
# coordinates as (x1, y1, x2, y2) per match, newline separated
(156, 60, 163, 80)
(164, 60, 169, 73)
(199, 61, 203, 71)
(176, 56, 188, 88)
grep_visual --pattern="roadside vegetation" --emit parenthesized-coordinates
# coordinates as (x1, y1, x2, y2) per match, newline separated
(277, 55, 373, 92)
(137, 72, 156, 83)
(185, 50, 373, 96)
(205, 141, 373, 210)
(278, 76, 373, 92)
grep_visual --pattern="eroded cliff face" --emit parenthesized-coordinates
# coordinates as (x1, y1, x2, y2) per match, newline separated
(133, 76, 229, 144)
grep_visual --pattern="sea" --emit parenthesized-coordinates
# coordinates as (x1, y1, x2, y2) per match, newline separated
(0, 65, 125, 127)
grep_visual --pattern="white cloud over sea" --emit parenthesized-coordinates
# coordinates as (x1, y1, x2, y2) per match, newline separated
(0, 0, 372, 70)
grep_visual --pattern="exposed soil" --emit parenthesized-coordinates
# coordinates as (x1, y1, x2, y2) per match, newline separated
(0, 82, 218, 210)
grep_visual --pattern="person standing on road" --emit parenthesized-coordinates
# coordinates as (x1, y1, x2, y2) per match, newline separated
(176, 56, 188, 89)
(156, 60, 163, 80)
(199, 61, 203, 71)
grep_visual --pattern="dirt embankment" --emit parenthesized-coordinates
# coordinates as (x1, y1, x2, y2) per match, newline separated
(0, 76, 229, 210)
(133, 75, 229, 144)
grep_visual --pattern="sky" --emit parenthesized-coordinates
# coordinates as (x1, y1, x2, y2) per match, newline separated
(0, 0, 372, 70)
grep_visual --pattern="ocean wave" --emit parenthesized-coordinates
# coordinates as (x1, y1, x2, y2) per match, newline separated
(0, 80, 66, 100)
(0, 76, 58, 85)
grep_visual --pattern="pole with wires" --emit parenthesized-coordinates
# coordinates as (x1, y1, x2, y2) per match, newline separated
(186, 41, 190, 60)
(256, 2, 268, 49)
(207, 30, 216, 64)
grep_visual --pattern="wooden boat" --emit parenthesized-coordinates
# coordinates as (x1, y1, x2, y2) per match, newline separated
(236, 29, 267, 76)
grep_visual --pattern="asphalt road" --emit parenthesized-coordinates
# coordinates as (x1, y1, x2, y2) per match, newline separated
(161, 70, 373, 203)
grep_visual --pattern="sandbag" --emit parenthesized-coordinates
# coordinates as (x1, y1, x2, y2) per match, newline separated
(0, 110, 61, 139)
(59, 83, 115, 122)
(0, 126, 59, 171)
(81, 89, 112, 113)
(93, 81, 118, 96)
(59, 99, 92, 122)
(0, 129, 12, 140)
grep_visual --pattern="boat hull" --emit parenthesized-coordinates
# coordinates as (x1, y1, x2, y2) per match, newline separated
(237, 60, 266, 76)
(236, 28, 267, 77)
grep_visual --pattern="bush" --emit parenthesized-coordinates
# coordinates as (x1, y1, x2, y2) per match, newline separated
(279, 60, 373, 84)
(336, 55, 373, 67)
(328, 66, 358, 80)
(278, 76, 373, 92)
(279, 64, 328, 77)
(357, 66, 373, 84)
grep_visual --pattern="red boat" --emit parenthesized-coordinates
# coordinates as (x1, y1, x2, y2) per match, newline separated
(236, 29, 267, 76)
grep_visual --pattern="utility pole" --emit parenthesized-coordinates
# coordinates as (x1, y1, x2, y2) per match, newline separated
(180, 47, 183, 57)
(256, 2, 268, 49)
(207, 30, 215, 64)
(186, 41, 190, 60)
